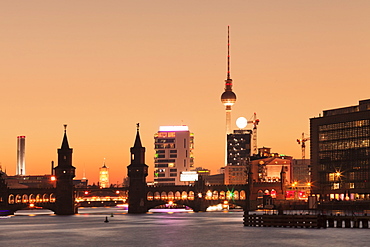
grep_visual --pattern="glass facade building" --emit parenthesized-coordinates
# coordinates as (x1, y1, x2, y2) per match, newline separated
(310, 99, 370, 201)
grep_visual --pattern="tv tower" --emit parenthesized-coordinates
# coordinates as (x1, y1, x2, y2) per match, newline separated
(221, 26, 237, 165)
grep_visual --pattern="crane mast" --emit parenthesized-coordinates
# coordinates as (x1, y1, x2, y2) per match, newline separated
(297, 132, 310, 159)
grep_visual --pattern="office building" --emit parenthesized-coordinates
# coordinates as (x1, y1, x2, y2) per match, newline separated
(16, 136, 26, 175)
(154, 126, 194, 185)
(224, 129, 251, 185)
(227, 129, 252, 166)
(310, 99, 370, 201)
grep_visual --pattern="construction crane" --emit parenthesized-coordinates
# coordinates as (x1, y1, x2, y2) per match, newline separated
(297, 132, 310, 159)
(248, 113, 260, 155)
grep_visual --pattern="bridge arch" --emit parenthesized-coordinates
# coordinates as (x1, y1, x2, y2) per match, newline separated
(205, 190, 212, 200)
(160, 191, 167, 200)
(29, 194, 35, 203)
(154, 192, 160, 200)
(22, 194, 28, 203)
(212, 191, 219, 200)
(15, 194, 22, 203)
(43, 194, 49, 202)
(240, 190, 246, 200)
(233, 191, 239, 200)
(219, 191, 225, 199)
(8, 194, 15, 204)
(188, 191, 194, 200)
(147, 191, 153, 201)
(226, 191, 233, 200)
(168, 191, 174, 200)
(36, 194, 42, 203)
(175, 191, 181, 200)
(50, 193, 55, 203)
(257, 190, 263, 199)
(181, 191, 187, 200)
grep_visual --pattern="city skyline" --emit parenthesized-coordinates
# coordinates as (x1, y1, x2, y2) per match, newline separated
(1, 1, 370, 184)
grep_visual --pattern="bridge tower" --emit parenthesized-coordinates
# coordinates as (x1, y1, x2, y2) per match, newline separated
(127, 124, 149, 213)
(54, 125, 76, 215)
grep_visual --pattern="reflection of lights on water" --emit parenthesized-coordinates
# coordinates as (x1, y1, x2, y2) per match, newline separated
(116, 204, 128, 210)
(149, 208, 193, 213)
(206, 204, 226, 211)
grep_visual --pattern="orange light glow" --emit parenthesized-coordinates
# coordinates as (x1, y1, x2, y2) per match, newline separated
(50, 176, 56, 181)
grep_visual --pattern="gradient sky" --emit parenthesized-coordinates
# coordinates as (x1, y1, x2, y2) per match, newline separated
(1, 1, 370, 184)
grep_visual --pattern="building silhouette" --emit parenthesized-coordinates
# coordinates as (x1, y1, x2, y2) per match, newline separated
(154, 126, 194, 185)
(310, 99, 370, 201)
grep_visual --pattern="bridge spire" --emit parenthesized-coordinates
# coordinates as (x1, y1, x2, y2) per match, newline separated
(54, 125, 76, 215)
(127, 124, 148, 213)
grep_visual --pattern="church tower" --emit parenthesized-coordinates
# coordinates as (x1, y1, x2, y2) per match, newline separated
(54, 125, 76, 215)
(127, 123, 148, 213)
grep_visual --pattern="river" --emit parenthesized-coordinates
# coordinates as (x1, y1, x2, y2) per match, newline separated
(0, 207, 369, 247)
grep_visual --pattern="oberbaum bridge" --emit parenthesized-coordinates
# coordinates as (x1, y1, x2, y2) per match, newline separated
(2, 126, 370, 228)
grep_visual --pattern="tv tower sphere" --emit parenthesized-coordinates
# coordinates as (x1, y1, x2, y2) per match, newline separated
(221, 89, 236, 107)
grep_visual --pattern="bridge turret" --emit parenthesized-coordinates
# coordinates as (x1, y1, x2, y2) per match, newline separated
(54, 125, 76, 215)
(127, 124, 148, 213)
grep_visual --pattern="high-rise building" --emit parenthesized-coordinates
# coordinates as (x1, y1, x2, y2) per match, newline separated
(224, 130, 251, 185)
(99, 159, 109, 188)
(221, 26, 237, 165)
(154, 126, 194, 185)
(16, 136, 26, 175)
(227, 129, 252, 166)
(310, 99, 370, 201)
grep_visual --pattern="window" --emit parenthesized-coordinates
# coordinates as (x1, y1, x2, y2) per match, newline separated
(170, 154, 177, 158)
(333, 183, 340, 190)
(170, 173, 177, 177)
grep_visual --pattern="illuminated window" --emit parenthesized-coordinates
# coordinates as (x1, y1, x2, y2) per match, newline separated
(333, 183, 340, 190)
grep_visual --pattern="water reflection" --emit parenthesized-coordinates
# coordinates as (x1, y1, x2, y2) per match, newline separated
(1, 207, 369, 247)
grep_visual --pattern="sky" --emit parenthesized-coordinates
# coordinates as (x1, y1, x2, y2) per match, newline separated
(1, 1, 370, 184)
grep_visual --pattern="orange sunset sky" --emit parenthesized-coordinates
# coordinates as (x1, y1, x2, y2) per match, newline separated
(1, 1, 370, 184)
